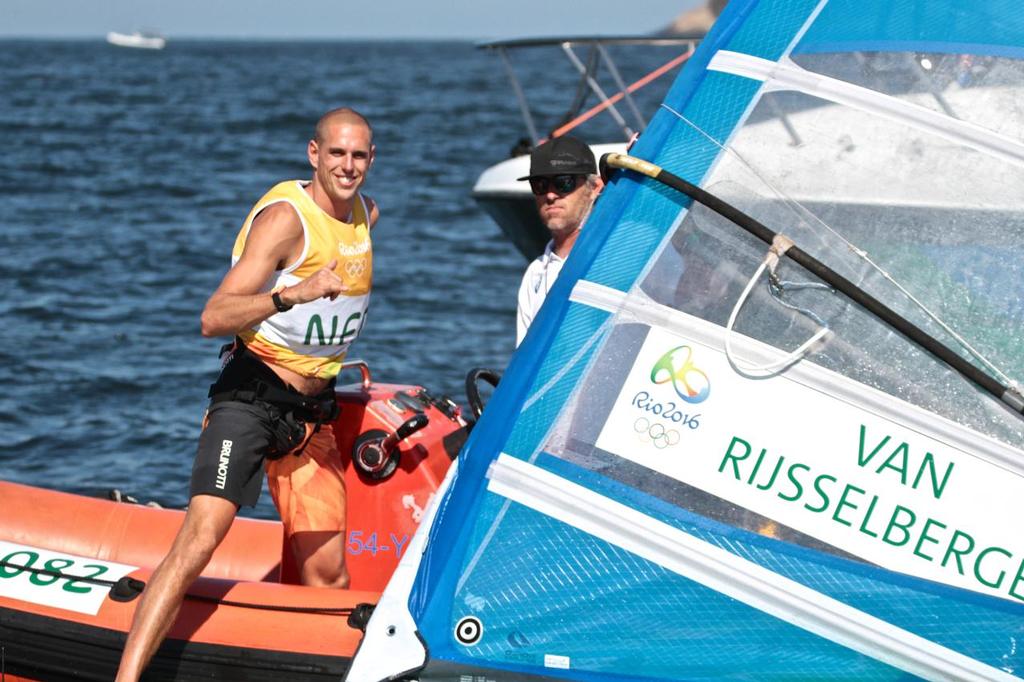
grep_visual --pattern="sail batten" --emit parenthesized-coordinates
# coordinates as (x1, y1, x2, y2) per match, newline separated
(488, 453, 1019, 682)
(708, 50, 1024, 167)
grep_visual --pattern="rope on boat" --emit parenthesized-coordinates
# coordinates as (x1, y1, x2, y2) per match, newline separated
(0, 558, 123, 589)
(185, 593, 357, 616)
(0, 558, 361, 616)
(601, 151, 1024, 418)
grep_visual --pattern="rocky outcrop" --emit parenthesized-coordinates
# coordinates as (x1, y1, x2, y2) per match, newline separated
(659, 0, 729, 36)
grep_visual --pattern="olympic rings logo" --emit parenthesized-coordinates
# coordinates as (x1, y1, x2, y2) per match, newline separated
(650, 345, 710, 404)
(634, 417, 680, 449)
(343, 259, 367, 278)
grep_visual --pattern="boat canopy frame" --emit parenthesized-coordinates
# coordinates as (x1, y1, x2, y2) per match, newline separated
(477, 35, 702, 146)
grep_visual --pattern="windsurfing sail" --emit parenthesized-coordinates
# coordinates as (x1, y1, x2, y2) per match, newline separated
(348, 0, 1024, 680)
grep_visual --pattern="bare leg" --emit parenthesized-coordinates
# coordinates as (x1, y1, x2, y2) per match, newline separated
(289, 530, 350, 588)
(115, 495, 238, 682)
(267, 426, 349, 588)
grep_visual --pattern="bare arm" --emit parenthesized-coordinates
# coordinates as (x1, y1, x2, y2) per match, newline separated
(199, 203, 348, 337)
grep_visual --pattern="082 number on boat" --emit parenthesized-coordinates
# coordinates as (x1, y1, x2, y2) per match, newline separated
(0, 540, 137, 615)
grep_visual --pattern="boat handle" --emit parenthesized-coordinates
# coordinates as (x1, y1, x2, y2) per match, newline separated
(340, 359, 372, 391)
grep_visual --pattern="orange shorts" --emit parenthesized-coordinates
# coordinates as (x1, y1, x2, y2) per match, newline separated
(265, 423, 347, 536)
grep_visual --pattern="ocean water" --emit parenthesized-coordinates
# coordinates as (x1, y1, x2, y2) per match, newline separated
(0, 39, 681, 517)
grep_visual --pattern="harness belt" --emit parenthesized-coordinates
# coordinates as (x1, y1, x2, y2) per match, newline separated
(207, 340, 340, 458)
(209, 380, 339, 423)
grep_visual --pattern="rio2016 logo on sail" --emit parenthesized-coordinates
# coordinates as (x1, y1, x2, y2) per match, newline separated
(629, 345, 709, 447)
(651, 345, 710, 404)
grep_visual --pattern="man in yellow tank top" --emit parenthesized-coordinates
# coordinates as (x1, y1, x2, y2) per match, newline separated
(117, 108, 378, 680)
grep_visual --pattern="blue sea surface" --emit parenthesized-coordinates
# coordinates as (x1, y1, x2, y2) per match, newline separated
(0, 39, 680, 518)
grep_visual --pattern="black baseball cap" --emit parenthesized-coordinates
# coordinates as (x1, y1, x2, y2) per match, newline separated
(517, 136, 596, 180)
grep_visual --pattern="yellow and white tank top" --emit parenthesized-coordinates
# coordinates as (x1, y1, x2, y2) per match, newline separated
(232, 180, 372, 380)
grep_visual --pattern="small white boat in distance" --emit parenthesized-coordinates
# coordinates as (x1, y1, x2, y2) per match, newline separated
(106, 30, 166, 50)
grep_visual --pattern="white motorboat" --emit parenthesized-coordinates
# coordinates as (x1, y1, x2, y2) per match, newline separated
(106, 30, 166, 50)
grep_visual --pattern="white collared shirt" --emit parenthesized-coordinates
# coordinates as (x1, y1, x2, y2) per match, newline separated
(515, 240, 564, 347)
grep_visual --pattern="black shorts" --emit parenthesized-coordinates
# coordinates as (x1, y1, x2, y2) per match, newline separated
(189, 400, 279, 508)
(189, 342, 335, 507)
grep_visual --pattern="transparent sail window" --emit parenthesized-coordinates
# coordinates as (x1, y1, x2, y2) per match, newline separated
(635, 79, 1024, 441)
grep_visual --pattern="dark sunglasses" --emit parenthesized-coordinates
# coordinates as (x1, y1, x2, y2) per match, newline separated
(529, 174, 584, 196)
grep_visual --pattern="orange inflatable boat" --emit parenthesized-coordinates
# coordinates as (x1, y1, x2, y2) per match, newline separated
(0, 362, 470, 681)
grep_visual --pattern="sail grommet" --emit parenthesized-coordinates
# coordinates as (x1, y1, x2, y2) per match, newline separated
(454, 616, 483, 645)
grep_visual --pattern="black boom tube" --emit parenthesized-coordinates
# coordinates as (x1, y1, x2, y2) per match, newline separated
(601, 152, 1024, 419)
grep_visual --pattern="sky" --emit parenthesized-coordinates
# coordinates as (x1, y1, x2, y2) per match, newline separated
(3, 1, 702, 40)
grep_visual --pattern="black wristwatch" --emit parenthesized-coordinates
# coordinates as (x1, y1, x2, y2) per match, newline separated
(271, 291, 293, 313)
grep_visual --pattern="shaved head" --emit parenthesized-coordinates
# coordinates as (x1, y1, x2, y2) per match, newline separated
(315, 107, 373, 144)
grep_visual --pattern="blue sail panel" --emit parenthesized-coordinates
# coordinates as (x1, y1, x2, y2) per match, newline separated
(409, 300, 611, 622)
(418, 453, 1024, 680)
(795, 0, 1024, 58)
(438, 490, 913, 681)
(505, 302, 612, 458)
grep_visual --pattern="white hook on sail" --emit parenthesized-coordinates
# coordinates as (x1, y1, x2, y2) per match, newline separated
(725, 234, 832, 377)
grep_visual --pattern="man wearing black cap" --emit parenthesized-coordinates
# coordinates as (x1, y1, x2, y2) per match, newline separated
(515, 136, 604, 346)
